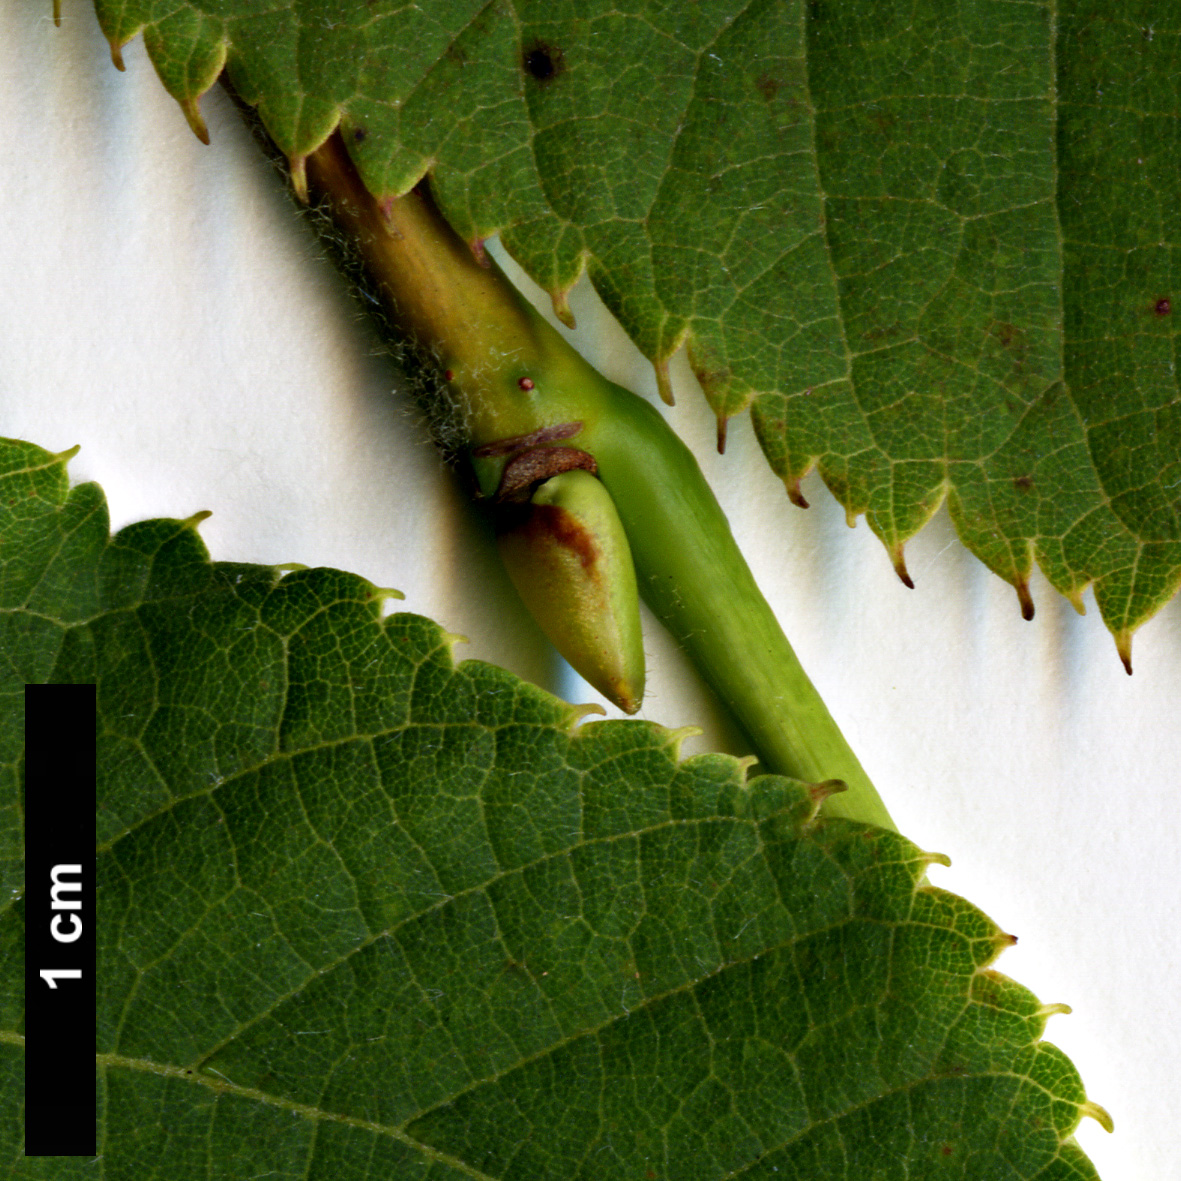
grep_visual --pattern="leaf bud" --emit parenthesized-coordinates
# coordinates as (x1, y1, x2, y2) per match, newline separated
(497, 469, 645, 713)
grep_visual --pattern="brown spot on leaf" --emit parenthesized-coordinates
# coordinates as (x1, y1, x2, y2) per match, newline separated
(352, 127, 367, 143)
(994, 321, 1021, 348)
(1155, 297, 1171, 316)
(1013, 474, 1034, 491)
(755, 73, 782, 101)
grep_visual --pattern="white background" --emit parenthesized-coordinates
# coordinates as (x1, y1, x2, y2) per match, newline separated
(4, 5, 1180, 1178)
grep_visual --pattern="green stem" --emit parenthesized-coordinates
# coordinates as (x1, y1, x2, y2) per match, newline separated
(306, 134, 895, 831)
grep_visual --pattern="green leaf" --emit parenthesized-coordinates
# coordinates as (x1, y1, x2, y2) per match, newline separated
(88, 0, 1181, 654)
(3, 437, 1109, 1176)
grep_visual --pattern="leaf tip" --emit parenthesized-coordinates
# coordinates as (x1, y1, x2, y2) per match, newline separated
(550, 289, 576, 330)
(179, 96, 210, 145)
(53, 0, 62, 27)
(654, 359, 675, 406)
(1080, 1101, 1114, 1134)
(273, 562, 308, 575)
(108, 38, 126, 72)
(441, 630, 469, 651)
(1067, 588, 1087, 616)
(784, 476, 809, 509)
(53, 443, 82, 465)
(922, 850, 952, 870)
(1016, 577, 1035, 621)
(716, 414, 728, 454)
(1116, 630, 1133, 675)
(891, 545, 915, 589)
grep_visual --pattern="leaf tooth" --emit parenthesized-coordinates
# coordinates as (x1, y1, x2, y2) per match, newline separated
(561, 702, 607, 730)
(653, 358, 675, 406)
(920, 850, 952, 870)
(1016, 576, 1035, 621)
(288, 154, 308, 204)
(550, 288, 576, 330)
(181, 510, 212, 531)
(468, 236, 490, 268)
(734, 754, 759, 783)
(890, 544, 915, 589)
(178, 96, 210, 145)
(784, 476, 809, 509)
(1079, 1101, 1114, 1134)
(1115, 629, 1133, 675)
(1036, 1001, 1072, 1020)
(1066, 586, 1088, 616)
(272, 562, 308, 575)
(368, 586, 406, 605)
(796, 779, 847, 830)
(808, 778, 847, 805)
(663, 724, 703, 761)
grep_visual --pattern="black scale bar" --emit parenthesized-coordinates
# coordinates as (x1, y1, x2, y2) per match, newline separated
(24, 684, 96, 1157)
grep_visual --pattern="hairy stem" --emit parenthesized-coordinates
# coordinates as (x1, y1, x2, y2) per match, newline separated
(305, 133, 895, 831)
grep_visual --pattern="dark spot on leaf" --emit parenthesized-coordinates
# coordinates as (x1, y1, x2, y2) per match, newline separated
(352, 127, 367, 143)
(941, 1144, 954, 1157)
(1155, 297, 1171, 316)
(518, 377, 535, 390)
(993, 321, 1022, 349)
(1013, 474, 1034, 491)
(755, 73, 782, 101)
(444, 369, 454, 382)
(523, 41, 564, 83)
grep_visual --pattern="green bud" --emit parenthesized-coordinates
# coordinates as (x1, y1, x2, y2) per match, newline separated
(497, 469, 645, 714)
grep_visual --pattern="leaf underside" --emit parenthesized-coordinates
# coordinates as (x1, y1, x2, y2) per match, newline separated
(1, 438, 1106, 1177)
(86, 0, 1181, 657)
